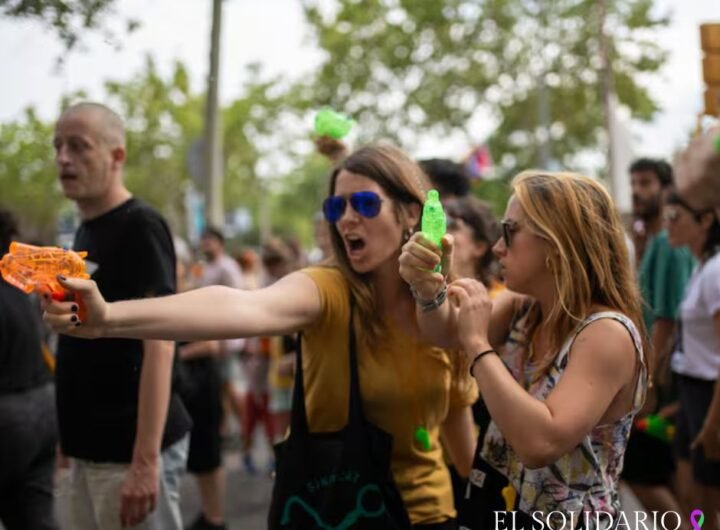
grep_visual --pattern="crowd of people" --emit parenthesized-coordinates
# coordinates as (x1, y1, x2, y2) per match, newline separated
(1, 99, 720, 530)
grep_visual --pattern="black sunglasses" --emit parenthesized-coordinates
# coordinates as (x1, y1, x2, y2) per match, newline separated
(323, 191, 383, 223)
(500, 219, 518, 248)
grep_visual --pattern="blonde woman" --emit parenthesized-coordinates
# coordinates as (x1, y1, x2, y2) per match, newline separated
(400, 172, 648, 526)
(44, 144, 476, 529)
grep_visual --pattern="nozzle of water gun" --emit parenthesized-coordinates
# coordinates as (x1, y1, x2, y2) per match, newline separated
(421, 189, 447, 273)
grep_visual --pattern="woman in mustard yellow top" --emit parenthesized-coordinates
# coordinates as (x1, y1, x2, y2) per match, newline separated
(44, 144, 477, 528)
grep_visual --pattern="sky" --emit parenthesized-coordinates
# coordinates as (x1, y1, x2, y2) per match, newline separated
(0, 0, 719, 163)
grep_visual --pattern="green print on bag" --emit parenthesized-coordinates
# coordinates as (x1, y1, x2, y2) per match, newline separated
(281, 484, 388, 529)
(306, 470, 361, 494)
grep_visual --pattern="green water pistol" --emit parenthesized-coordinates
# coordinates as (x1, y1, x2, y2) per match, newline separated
(635, 414, 675, 443)
(314, 108, 354, 139)
(421, 189, 446, 272)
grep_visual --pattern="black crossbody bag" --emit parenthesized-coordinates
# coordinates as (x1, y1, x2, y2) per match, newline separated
(268, 301, 412, 529)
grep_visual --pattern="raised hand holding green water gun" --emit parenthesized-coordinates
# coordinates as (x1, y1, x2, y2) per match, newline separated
(314, 108, 354, 140)
(314, 108, 354, 162)
(421, 189, 446, 273)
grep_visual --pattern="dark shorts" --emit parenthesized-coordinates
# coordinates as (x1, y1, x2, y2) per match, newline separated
(620, 429, 676, 485)
(182, 358, 224, 474)
(675, 374, 720, 486)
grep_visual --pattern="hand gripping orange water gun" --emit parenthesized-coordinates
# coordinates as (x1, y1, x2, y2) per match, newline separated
(0, 241, 90, 319)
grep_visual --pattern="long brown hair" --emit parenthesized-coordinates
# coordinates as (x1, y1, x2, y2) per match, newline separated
(326, 144, 428, 347)
(444, 196, 500, 286)
(512, 171, 649, 377)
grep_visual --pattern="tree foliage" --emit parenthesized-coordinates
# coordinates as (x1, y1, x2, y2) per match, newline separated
(300, 0, 669, 174)
(1, 0, 672, 245)
(0, 58, 321, 245)
(102, 57, 204, 231)
(1, 0, 138, 52)
(0, 108, 60, 242)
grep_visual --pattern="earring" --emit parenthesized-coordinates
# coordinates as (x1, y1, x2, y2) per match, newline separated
(545, 256, 554, 273)
(403, 228, 414, 243)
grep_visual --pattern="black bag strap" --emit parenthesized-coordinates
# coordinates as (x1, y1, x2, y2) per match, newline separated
(289, 296, 363, 435)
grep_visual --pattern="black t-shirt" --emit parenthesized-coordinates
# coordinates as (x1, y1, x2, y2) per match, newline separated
(0, 280, 51, 394)
(56, 198, 191, 462)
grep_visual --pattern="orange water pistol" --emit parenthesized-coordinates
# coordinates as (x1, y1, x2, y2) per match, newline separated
(0, 241, 89, 320)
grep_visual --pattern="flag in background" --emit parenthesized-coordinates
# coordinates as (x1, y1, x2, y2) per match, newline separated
(464, 144, 493, 180)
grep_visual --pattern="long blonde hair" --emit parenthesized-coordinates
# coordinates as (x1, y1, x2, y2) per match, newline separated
(512, 171, 649, 376)
(326, 144, 429, 347)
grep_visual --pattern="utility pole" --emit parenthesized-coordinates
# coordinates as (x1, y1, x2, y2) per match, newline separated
(204, 0, 224, 228)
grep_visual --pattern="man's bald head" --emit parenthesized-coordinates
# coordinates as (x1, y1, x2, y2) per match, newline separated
(59, 102, 126, 150)
(54, 102, 130, 214)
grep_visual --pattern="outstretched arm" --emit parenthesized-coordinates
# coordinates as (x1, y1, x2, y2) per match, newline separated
(44, 271, 321, 341)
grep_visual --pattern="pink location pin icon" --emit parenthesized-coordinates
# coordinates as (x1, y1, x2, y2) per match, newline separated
(690, 510, 704, 530)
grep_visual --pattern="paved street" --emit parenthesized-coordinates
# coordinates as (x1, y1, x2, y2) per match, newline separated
(180, 443, 274, 530)
(179, 463, 644, 530)
(18, 452, 647, 530)
(176, 445, 644, 529)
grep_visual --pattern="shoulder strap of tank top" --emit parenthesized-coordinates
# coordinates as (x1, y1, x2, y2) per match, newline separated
(556, 312, 647, 411)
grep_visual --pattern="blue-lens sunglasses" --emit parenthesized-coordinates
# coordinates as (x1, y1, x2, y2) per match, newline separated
(322, 191, 383, 223)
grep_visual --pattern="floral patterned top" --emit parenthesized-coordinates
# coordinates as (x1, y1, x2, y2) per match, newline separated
(479, 308, 647, 522)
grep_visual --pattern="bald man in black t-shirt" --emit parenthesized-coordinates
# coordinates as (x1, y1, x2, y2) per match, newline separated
(53, 102, 191, 530)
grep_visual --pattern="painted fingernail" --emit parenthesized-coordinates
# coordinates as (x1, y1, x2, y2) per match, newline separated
(71, 304, 78, 312)
(71, 315, 77, 323)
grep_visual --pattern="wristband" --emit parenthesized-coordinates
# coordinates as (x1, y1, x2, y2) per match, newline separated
(410, 283, 448, 312)
(469, 349, 497, 377)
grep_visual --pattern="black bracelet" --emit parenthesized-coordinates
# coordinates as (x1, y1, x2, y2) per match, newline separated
(469, 349, 497, 377)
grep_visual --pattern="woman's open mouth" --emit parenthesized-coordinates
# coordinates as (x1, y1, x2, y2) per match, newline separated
(344, 234, 366, 258)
